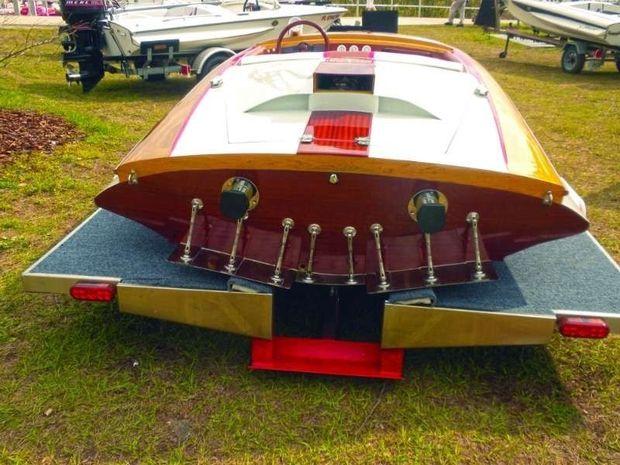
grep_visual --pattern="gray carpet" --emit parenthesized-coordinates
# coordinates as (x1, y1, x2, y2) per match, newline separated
(436, 234, 619, 314)
(29, 209, 620, 316)
(30, 210, 229, 291)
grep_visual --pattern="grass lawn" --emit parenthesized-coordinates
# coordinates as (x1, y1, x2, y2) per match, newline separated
(0, 25, 618, 464)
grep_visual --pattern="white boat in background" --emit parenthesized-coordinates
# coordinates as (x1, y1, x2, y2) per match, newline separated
(59, 0, 345, 90)
(506, 0, 620, 47)
(105, 0, 346, 56)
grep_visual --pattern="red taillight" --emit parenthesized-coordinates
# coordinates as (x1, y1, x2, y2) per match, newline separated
(180, 64, 192, 76)
(70, 282, 117, 302)
(557, 317, 609, 339)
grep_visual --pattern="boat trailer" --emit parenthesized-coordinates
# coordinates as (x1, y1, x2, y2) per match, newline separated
(498, 27, 620, 73)
(22, 209, 620, 379)
(58, 0, 248, 91)
(474, 0, 620, 73)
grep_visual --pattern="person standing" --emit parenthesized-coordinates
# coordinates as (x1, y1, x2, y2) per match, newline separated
(445, 0, 467, 27)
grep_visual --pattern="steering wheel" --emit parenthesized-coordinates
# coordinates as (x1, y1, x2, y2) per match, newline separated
(275, 20, 329, 54)
(242, 0, 259, 12)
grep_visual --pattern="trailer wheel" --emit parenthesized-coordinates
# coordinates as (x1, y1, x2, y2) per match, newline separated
(197, 54, 230, 81)
(561, 46, 585, 74)
(616, 56, 620, 72)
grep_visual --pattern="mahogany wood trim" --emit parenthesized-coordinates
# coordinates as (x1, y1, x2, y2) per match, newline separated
(114, 155, 568, 203)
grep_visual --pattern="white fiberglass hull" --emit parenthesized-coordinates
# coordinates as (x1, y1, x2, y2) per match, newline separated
(106, 5, 345, 56)
(506, 0, 620, 48)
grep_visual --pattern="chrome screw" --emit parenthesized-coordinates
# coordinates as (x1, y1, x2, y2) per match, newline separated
(127, 170, 138, 185)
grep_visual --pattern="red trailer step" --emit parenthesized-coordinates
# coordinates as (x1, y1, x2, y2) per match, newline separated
(250, 336, 404, 380)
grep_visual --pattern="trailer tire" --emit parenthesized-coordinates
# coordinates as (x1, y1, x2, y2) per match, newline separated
(561, 46, 585, 74)
(197, 54, 230, 81)
(616, 57, 620, 72)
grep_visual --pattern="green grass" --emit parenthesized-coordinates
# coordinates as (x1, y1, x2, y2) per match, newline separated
(0, 25, 619, 464)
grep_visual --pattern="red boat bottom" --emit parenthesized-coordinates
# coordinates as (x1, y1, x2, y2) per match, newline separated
(250, 336, 404, 380)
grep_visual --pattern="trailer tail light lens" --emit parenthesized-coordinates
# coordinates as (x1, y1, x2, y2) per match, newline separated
(70, 282, 117, 302)
(557, 317, 609, 339)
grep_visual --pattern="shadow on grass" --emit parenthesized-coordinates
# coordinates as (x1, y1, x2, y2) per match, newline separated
(18, 77, 195, 104)
(584, 182, 620, 211)
(23, 299, 584, 447)
(479, 55, 620, 87)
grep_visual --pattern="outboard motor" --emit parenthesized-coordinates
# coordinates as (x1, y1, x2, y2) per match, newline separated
(59, 0, 107, 92)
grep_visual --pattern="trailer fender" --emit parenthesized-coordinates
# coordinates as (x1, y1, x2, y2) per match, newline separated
(192, 47, 235, 79)
(566, 40, 589, 55)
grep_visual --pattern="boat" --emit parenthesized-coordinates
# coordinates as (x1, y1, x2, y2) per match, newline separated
(505, 0, 620, 48)
(24, 25, 620, 379)
(94, 22, 589, 296)
(103, 0, 346, 57)
(58, 0, 345, 90)
(495, 0, 620, 73)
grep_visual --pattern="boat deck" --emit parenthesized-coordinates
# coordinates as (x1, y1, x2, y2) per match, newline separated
(25, 209, 620, 318)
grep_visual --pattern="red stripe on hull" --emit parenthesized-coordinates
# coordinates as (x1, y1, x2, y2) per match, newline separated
(298, 111, 372, 156)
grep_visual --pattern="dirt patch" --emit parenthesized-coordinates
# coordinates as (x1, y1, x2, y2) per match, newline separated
(0, 109, 84, 164)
